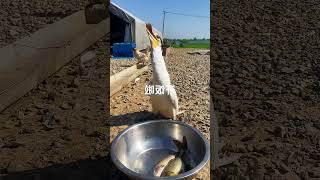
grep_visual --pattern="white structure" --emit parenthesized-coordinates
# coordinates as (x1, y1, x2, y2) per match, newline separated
(110, 2, 162, 49)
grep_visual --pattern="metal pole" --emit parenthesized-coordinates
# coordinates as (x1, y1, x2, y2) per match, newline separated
(162, 11, 166, 38)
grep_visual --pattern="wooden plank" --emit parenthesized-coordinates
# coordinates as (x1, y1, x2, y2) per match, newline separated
(110, 65, 148, 97)
(0, 10, 109, 112)
(110, 65, 139, 85)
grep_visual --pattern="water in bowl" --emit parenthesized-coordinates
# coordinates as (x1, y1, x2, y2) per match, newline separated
(131, 148, 177, 176)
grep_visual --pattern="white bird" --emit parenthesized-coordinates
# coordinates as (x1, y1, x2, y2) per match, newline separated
(133, 48, 151, 67)
(145, 23, 183, 120)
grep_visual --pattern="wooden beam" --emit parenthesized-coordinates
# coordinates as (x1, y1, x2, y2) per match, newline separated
(0, 10, 109, 112)
(110, 65, 148, 97)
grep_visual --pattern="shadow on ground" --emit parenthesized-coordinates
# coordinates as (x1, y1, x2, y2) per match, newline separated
(108, 111, 167, 127)
(0, 157, 110, 180)
(0, 155, 133, 180)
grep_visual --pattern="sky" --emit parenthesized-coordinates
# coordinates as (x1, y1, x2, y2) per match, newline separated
(111, 0, 210, 39)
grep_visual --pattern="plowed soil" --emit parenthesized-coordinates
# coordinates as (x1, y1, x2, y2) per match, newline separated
(211, 0, 320, 179)
(0, 1, 110, 179)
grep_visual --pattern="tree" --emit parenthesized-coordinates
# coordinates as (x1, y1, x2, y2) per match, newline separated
(181, 39, 188, 44)
(193, 37, 197, 40)
(163, 39, 172, 47)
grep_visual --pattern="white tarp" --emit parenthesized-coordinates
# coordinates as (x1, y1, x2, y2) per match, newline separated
(110, 2, 162, 49)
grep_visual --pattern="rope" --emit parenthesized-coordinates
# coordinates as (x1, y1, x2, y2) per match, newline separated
(165, 11, 210, 19)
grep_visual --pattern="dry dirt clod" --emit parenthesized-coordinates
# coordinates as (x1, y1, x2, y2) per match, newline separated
(50, 140, 64, 148)
(134, 78, 140, 83)
(71, 76, 80, 88)
(79, 64, 87, 76)
(9, 30, 18, 37)
(42, 111, 54, 130)
(80, 51, 96, 64)
(6, 161, 25, 173)
(18, 128, 34, 134)
(2, 141, 24, 149)
(274, 126, 286, 138)
(47, 84, 56, 100)
(85, 130, 104, 139)
(60, 102, 70, 110)
(60, 133, 72, 142)
(33, 102, 45, 110)
(278, 161, 292, 174)
(283, 172, 301, 180)
(16, 110, 24, 120)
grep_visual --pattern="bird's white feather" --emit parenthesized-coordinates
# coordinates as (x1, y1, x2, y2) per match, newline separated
(150, 46, 180, 119)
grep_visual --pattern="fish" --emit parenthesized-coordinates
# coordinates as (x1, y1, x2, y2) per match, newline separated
(155, 136, 196, 177)
(161, 157, 185, 177)
(173, 136, 197, 172)
(153, 154, 176, 177)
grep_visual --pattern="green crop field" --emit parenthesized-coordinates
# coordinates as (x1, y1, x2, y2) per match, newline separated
(170, 39, 210, 49)
(173, 43, 209, 48)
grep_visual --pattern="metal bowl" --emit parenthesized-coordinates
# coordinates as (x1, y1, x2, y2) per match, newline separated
(111, 120, 210, 180)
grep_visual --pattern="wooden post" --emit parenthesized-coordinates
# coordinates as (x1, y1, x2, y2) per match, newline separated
(110, 65, 148, 97)
(0, 10, 109, 112)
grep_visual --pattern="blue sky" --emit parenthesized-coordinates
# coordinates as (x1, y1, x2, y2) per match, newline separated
(111, 0, 210, 39)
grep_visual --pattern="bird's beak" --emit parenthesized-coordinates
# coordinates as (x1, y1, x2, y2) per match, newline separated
(146, 23, 156, 39)
(146, 23, 160, 48)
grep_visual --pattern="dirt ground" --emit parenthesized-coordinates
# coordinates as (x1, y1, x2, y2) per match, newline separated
(0, 1, 113, 179)
(211, 0, 320, 179)
(0, 0, 88, 48)
(109, 48, 210, 179)
(0, 37, 109, 179)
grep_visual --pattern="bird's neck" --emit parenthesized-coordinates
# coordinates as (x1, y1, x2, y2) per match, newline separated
(151, 47, 164, 63)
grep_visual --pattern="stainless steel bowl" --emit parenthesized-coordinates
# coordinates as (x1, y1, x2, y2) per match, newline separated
(111, 120, 210, 180)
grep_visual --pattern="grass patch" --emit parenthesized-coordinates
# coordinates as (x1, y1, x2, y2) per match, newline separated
(173, 43, 209, 49)
(164, 39, 210, 49)
(170, 39, 210, 49)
